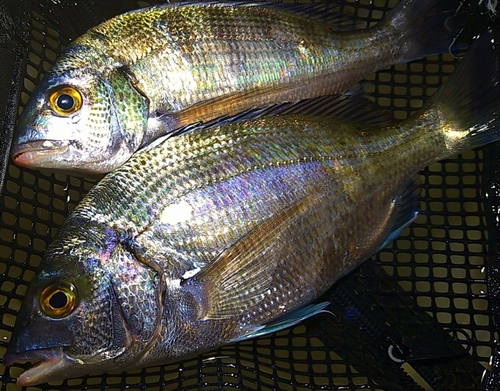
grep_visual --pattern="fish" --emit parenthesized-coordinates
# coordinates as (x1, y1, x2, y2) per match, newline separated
(4, 28, 500, 386)
(10, 0, 463, 175)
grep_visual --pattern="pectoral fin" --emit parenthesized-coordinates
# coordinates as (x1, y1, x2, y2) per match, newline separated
(182, 195, 318, 320)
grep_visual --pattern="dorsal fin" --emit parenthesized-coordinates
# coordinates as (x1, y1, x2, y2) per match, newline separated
(257, 2, 362, 31)
(168, 1, 362, 30)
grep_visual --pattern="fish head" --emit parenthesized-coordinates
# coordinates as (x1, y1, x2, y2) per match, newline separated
(4, 222, 162, 386)
(11, 49, 149, 175)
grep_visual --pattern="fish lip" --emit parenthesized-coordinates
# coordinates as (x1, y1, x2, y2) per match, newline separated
(11, 140, 69, 167)
(3, 347, 73, 386)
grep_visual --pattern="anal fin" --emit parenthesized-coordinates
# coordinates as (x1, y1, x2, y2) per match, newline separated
(378, 176, 421, 251)
(230, 302, 331, 343)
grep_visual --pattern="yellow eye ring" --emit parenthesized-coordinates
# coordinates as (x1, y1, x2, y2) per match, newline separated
(48, 86, 83, 116)
(40, 281, 78, 319)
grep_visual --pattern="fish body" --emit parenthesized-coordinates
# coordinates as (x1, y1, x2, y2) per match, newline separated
(5, 29, 500, 386)
(11, 0, 461, 174)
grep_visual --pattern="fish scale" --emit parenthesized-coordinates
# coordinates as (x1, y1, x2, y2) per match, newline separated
(11, 0, 464, 174)
(70, 110, 441, 290)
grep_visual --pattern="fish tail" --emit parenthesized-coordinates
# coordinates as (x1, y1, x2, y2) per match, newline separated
(431, 29, 500, 153)
(386, 0, 464, 61)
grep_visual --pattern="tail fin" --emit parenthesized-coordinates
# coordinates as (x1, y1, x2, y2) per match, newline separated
(385, 0, 464, 61)
(430, 28, 500, 153)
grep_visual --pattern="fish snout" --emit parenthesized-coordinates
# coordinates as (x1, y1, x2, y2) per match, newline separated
(11, 140, 70, 168)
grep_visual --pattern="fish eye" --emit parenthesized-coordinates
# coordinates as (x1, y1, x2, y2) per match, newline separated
(48, 86, 83, 116)
(40, 281, 78, 319)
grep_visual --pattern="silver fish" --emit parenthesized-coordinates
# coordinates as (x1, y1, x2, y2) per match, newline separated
(10, 0, 461, 175)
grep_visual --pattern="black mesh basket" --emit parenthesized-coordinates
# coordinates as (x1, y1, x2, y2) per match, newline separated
(1, 0, 499, 390)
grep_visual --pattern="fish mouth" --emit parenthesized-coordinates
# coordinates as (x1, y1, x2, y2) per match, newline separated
(11, 140, 69, 168)
(3, 347, 74, 386)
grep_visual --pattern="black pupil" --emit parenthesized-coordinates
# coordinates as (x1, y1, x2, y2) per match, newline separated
(49, 291, 68, 309)
(57, 94, 74, 110)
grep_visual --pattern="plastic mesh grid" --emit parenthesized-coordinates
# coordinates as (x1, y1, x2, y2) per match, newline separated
(0, 0, 497, 390)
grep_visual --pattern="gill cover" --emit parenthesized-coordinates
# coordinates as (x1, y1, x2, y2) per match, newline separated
(100, 232, 164, 359)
